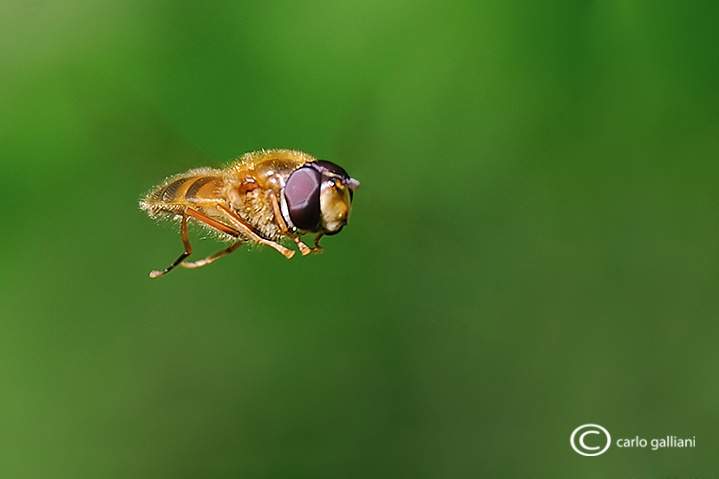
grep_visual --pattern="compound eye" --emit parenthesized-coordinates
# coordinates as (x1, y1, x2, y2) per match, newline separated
(284, 167, 321, 230)
(313, 160, 349, 178)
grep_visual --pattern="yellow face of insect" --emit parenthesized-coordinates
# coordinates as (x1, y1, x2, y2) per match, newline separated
(282, 159, 359, 234)
(319, 179, 352, 235)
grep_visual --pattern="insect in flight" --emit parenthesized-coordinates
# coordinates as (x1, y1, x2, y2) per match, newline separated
(140, 149, 360, 278)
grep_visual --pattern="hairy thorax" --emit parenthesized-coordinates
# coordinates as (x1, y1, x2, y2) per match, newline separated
(226, 183, 283, 241)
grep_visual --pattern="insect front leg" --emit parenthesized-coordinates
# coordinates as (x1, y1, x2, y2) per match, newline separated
(214, 204, 295, 259)
(269, 193, 312, 256)
(149, 211, 193, 278)
(312, 233, 325, 254)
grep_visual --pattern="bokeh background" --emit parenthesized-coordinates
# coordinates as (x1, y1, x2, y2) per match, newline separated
(1, 0, 718, 477)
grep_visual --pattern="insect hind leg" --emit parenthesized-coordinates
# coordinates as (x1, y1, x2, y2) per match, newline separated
(149, 211, 193, 278)
(182, 241, 243, 269)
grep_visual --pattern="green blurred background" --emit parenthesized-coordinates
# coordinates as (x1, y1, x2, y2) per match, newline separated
(1, 0, 718, 477)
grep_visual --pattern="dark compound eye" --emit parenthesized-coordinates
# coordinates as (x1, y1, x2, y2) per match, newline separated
(310, 160, 357, 201)
(311, 160, 349, 180)
(284, 166, 321, 230)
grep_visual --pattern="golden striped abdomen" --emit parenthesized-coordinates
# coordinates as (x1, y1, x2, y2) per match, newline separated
(140, 168, 227, 218)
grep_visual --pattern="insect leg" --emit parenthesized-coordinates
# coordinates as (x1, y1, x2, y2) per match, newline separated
(269, 193, 312, 256)
(214, 204, 295, 259)
(184, 208, 243, 237)
(149, 211, 193, 278)
(312, 233, 325, 254)
(182, 241, 243, 269)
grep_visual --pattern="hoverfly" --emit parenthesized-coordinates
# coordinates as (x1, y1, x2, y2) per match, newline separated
(140, 149, 360, 278)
